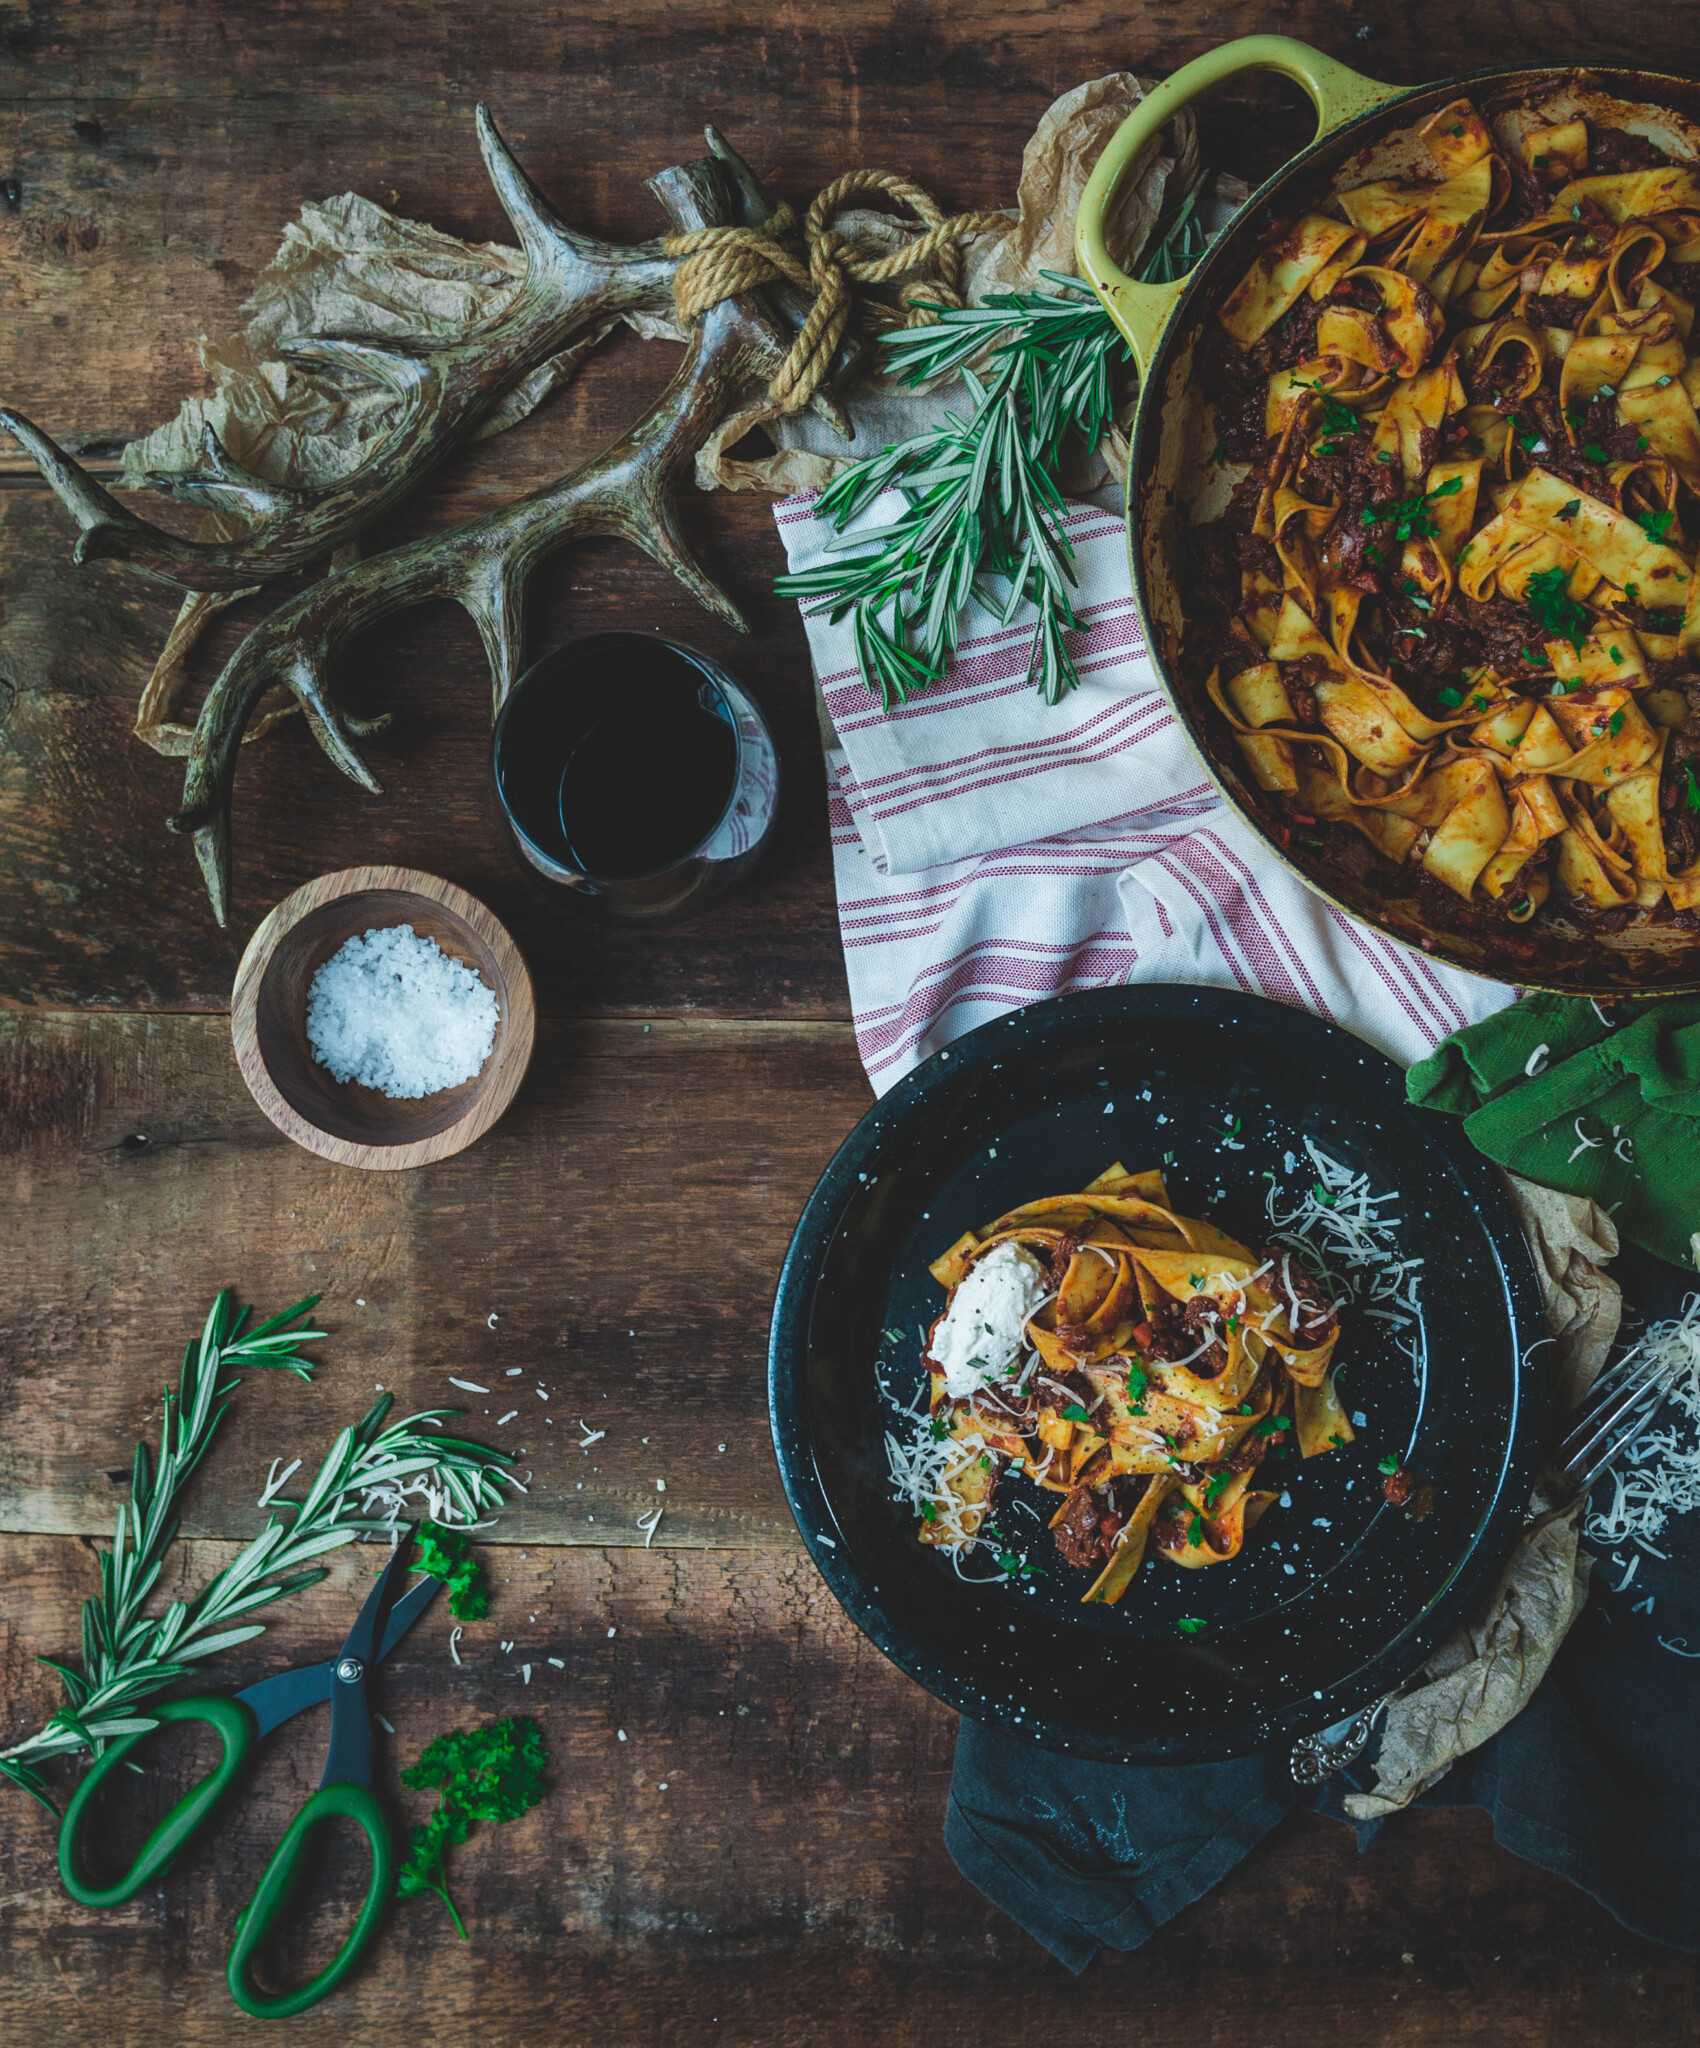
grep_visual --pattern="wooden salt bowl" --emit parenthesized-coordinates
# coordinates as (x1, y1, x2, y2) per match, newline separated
(231, 866, 535, 1170)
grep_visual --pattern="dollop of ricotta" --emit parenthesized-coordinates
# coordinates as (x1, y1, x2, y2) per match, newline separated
(929, 1241, 1048, 1399)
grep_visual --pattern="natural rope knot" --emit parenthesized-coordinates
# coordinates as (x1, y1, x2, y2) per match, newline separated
(664, 168, 1010, 418)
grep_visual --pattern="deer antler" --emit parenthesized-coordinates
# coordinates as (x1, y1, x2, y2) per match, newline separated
(173, 151, 802, 926)
(0, 111, 852, 592)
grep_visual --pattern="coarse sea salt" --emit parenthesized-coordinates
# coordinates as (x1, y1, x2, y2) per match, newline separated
(306, 924, 498, 1099)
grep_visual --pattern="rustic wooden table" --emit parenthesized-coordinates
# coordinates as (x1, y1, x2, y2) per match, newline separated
(3, 3, 1698, 2042)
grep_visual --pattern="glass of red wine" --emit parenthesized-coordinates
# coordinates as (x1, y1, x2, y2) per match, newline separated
(492, 633, 779, 921)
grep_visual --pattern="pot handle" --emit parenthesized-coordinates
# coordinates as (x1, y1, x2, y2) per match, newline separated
(1075, 35, 1407, 377)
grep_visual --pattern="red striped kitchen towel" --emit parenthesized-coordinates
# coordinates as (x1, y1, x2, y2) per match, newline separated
(777, 490, 1516, 1094)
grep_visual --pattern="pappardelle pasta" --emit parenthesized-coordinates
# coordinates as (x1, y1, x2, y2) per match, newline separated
(910, 1162, 1350, 1603)
(1192, 84, 1700, 937)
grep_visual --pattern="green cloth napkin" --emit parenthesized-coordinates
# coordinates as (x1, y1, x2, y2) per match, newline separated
(1407, 993, 1700, 1270)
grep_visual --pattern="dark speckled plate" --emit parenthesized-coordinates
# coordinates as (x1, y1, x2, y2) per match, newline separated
(767, 986, 1549, 1763)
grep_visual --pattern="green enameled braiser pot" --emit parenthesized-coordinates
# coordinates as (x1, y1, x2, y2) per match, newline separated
(1075, 34, 1700, 997)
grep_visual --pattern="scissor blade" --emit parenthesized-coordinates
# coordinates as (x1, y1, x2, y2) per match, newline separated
(321, 1532, 418, 1791)
(233, 1571, 442, 1742)
(378, 1570, 443, 1663)
(339, 1533, 419, 1669)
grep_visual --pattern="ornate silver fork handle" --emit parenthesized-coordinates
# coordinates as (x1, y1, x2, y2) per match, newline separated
(1289, 1686, 1402, 1786)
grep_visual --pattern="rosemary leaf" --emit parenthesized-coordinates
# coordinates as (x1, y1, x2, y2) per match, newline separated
(774, 202, 1203, 710)
(0, 1293, 514, 1814)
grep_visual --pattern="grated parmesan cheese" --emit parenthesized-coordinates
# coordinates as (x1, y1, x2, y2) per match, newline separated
(1585, 1294, 1700, 1566)
(1266, 1141, 1422, 1374)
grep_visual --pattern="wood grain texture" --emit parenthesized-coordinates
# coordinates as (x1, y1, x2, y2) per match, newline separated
(3, 0, 1698, 1014)
(0, 1009, 871, 1545)
(1, 1532, 1695, 2048)
(0, 459, 850, 1017)
(8, 5, 1700, 2039)
(230, 865, 537, 1168)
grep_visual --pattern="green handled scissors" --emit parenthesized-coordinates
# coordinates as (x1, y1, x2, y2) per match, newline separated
(58, 1530, 438, 2019)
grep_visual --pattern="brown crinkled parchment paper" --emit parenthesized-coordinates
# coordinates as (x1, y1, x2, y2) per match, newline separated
(121, 74, 1202, 754)
(1344, 1177, 1622, 1820)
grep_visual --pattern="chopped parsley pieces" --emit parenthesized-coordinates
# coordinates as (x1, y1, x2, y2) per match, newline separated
(1555, 497, 1581, 521)
(882, 1327, 906, 1345)
(1520, 645, 1550, 666)
(1609, 644, 1624, 664)
(1060, 1403, 1091, 1424)
(920, 1500, 938, 1522)
(1523, 564, 1589, 650)
(1377, 1452, 1402, 1476)
(1582, 441, 1609, 462)
(1298, 381, 1362, 437)
(1436, 686, 1464, 709)
(1186, 1511, 1206, 1547)
(1203, 1470, 1234, 1508)
(1636, 507, 1677, 544)
(1608, 709, 1626, 737)
(1176, 1617, 1208, 1635)
(1253, 1415, 1292, 1437)
(929, 1415, 950, 1441)
(1685, 763, 1700, 814)
(1126, 1360, 1151, 1400)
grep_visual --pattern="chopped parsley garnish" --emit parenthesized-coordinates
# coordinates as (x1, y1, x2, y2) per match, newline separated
(1582, 441, 1610, 462)
(1637, 508, 1676, 544)
(1520, 646, 1550, 666)
(398, 1716, 549, 1941)
(929, 1415, 950, 1441)
(1060, 1403, 1091, 1424)
(1686, 763, 1700, 815)
(1298, 381, 1362, 437)
(1607, 709, 1626, 737)
(1555, 497, 1581, 521)
(1377, 1452, 1402, 1476)
(1436, 686, 1464, 709)
(1253, 1415, 1292, 1437)
(1126, 1360, 1151, 1400)
(1210, 439, 1227, 465)
(1609, 644, 1624, 664)
(920, 1500, 938, 1522)
(1311, 1180, 1339, 1209)
(414, 1521, 492, 1622)
(1176, 1617, 1208, 1635)
(1203, 1470, 1234, 1509)
(1186, 1510, 1206, 1547)
(1523, 564, 1589, 650)
(882, 1327, 906, 1345)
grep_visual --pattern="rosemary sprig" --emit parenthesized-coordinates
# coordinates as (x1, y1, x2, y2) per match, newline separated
(775, 190, 1213, 710)
(0, 1293, 513, 1813)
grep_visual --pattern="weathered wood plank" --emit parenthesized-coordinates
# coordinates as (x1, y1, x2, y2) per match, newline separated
(0, 1012, 871, 1545)
(1, 1532, 1694, 2047)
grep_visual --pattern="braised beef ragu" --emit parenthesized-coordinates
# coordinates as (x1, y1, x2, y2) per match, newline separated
(1187, 85, 1700, 940)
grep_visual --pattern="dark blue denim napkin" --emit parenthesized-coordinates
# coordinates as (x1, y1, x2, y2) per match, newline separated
(947, 1539, 1700, 1973)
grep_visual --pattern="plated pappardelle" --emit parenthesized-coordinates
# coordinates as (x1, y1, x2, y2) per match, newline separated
(1192, 84, 1700, 940)
(897, 1160, 1357, 1605)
